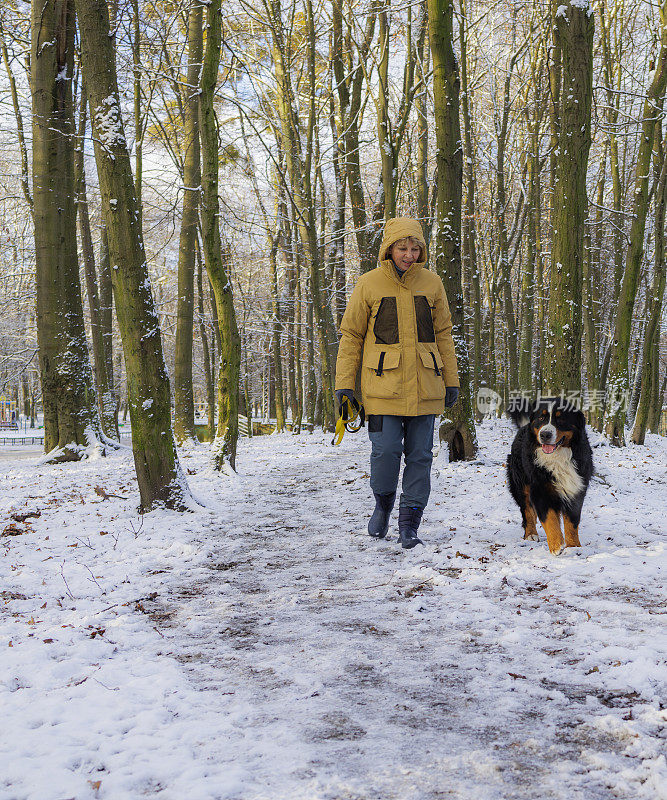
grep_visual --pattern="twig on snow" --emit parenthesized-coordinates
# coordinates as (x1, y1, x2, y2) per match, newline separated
(316, 572, 398, 593)
(60, 564, 74, 600)
(83, 564, 105, 594)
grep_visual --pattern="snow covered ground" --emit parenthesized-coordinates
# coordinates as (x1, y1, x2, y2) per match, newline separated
(1, 419, 665, 800)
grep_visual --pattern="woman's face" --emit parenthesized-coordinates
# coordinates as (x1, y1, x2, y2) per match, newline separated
(390, 240, 422, 271)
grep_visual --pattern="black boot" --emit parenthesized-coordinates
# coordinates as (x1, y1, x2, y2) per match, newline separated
(368, 492, 396, 538)
(398, 506, 424, 549)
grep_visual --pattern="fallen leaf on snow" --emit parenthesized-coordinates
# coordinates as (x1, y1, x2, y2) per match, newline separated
(1, 591, 27, 601)
(94, 486, 126, 500)
(2, 523, 25, 537)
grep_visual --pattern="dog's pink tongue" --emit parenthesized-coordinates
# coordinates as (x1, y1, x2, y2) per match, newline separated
(541, 443, 556, 454)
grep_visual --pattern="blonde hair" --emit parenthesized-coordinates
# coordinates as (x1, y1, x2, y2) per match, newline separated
(389, 237, 423, 257)
(392, 236, 422, 247)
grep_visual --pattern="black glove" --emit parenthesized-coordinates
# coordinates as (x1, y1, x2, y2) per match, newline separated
(444, 387, 459, 408)
(335, 389, 356, 416)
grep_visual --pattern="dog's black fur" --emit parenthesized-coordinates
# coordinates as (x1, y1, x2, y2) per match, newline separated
(507, 397, 593, 554)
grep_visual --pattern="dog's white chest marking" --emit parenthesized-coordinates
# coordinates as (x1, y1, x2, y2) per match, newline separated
(535, 446, 584, 501)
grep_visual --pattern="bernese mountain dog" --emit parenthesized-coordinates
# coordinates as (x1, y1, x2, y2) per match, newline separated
(507, 397, 593, 555)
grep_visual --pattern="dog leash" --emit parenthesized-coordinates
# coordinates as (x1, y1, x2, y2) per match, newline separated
(331, 396, 365, 446)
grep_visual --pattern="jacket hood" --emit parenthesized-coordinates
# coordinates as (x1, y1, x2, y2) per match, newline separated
(379, 217, 428, 264)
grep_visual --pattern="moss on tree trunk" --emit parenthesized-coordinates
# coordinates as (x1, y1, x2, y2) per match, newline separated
(604, 0, 667, 445)
(200, 0, 241, 469)
(428, 0, 478, 460)
(173, 0, 202, 445)
(75, 0, 190, 510)
(545, 1, 594, 395)
(31, 0, 102, 461)
(631, 140, 667, 444)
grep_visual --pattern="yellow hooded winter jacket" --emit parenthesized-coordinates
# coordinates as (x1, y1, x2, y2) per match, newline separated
(335, 217, 460, 417)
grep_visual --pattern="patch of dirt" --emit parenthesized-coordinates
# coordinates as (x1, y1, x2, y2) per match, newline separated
(309, 711, 366, 742)
(325, 620, 390, 637)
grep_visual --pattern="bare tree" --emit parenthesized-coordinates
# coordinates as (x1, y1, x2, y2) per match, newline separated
(76, 0, 191, 509)
(30, 0, 103, 460)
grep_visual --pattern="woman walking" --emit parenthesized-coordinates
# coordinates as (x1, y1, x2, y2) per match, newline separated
(334, 218, 460, 548)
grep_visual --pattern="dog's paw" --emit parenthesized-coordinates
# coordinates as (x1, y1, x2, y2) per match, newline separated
(549, 541, 566, 556)
(523, 533, 539, 542)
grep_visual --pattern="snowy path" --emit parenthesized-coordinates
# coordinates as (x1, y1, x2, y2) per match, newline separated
(1, 421, 665, 799)
(0, 446, 43, 463)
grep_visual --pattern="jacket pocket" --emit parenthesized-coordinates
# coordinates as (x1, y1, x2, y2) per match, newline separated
(362, 349, 401, 398)
(417, 349, 445, 400)
(414, 296, 435, 342)
(373, 297, 399, 344)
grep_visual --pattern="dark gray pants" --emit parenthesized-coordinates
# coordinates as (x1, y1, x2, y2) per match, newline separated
(368, 414, 436, 509)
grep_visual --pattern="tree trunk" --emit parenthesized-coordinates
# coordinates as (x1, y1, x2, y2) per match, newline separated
(31, 0, 102, 461)
(22, 375, 30, 423)
(428, 0, 478, 459)
(173, 0, 202, 445)
(240, 111, 286, 435)
(269, 0, 337, 431)
(131, 0, 142, 230)
(518, 31, 545, 393)
(305, 284, 316, 432)
(197, 246, 215, 441)
(518, 111, 540, 391)
(459, 3, 482, 395)
(98, 224, 115, 414)
(604, 0, 667, 444)
(376, 9, 395, 218)
(545, 0, 594, 394)
(76, 0, 190, 510)
(0, 18, 33, 215)
(374, 3, 426, 222)
(279, 196, 300, 433)
(200, 0, 241, 469)
(243, 380, 253, 438)
(75, 84, 118, 440)
(30, 382, 36, 428)
(585, 150, 606, 429)
(332, 2, 377, 274)
(631, 142, 667, 443)
(328, 92, 347, 328)
(295, 239, 304, 431)
(648, 367, 666, 433)
(627, 314, 645, 420)
(599, 0, 625, 310)
(416, 34, 430, 226)
(269, 239, 286, 432)
(495, 66, 519, 392)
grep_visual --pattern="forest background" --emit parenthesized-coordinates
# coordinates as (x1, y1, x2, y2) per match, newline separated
(0, 0, 665, 506)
